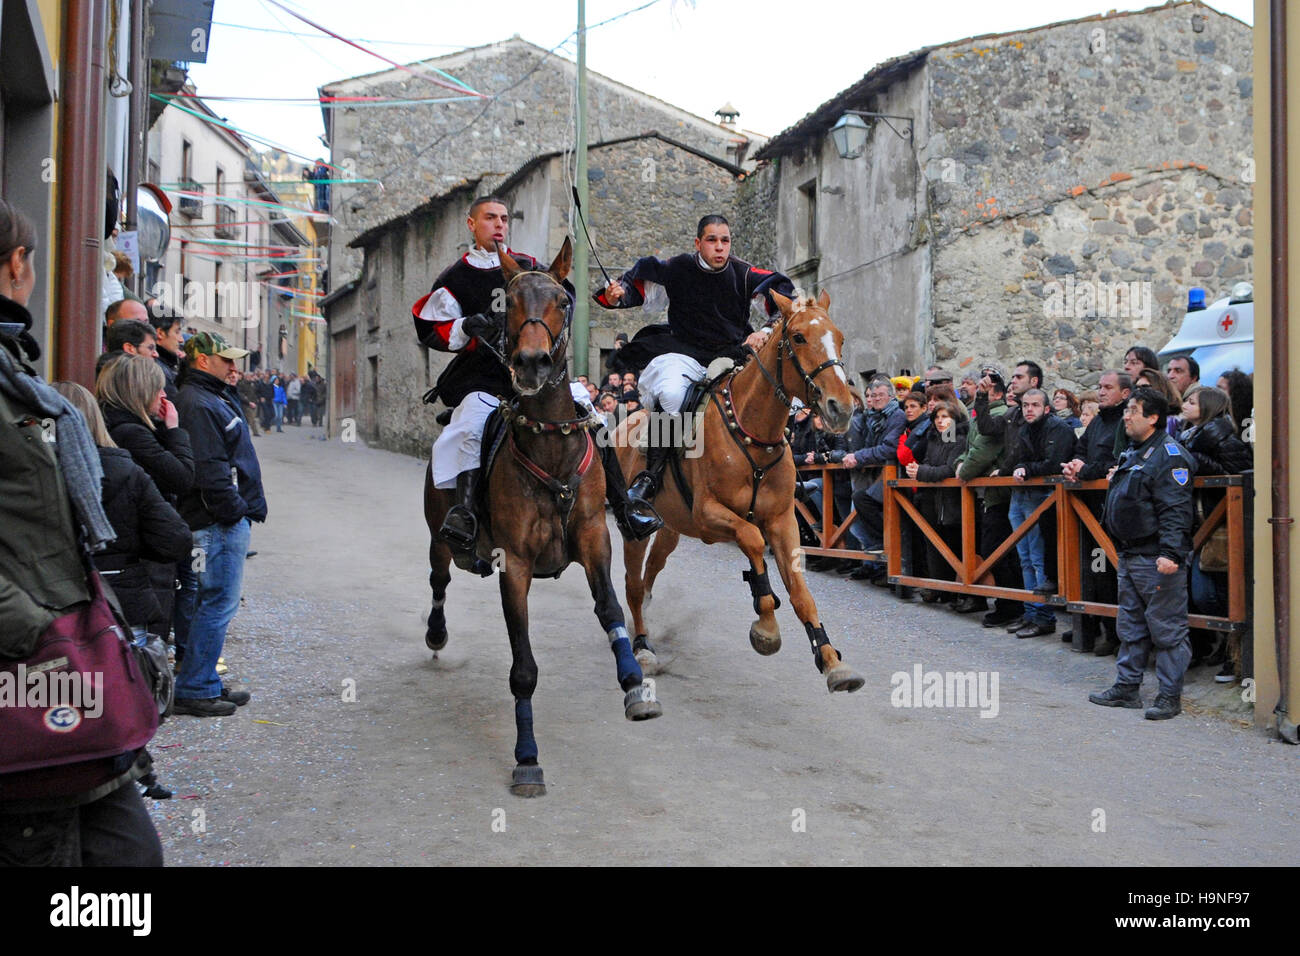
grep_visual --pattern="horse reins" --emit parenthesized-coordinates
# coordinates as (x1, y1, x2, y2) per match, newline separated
(709, 309, 847, 523)
(742, 311, 847, 411)
(496, 268, 595, 561)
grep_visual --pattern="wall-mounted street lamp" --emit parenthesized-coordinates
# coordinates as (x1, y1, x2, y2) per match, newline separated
(830, 110, 915, 159)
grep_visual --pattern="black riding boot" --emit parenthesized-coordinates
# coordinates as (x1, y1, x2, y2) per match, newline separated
(627, 443, 669, 508)
(599, 437, 662, 540)
(439, 468, 480, 551)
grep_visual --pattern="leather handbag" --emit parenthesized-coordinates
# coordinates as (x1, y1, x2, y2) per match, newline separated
(0, 570, 159, 775)
(1198, 525, 1230, 573)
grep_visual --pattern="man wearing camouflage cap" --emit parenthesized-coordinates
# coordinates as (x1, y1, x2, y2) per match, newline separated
(172, 332, 265, 717)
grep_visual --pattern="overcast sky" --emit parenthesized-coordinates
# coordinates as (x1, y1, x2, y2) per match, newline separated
(188, 0, 1255, 167)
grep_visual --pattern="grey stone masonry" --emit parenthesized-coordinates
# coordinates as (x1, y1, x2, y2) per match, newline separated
(323, 38, 756, 286)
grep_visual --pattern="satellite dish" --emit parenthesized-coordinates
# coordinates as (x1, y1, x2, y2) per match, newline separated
(136, 185, 171, 263)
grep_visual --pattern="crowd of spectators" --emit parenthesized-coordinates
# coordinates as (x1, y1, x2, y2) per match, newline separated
(793, 350, 1254, 684)
(1, 198, 272, 864)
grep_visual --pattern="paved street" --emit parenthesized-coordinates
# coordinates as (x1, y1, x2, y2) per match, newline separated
(148, 426, 1298, 865)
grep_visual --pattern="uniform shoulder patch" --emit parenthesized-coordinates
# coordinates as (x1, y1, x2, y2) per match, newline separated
(1165, 442, 1182, 457)
(1171, 467, 1189, 485)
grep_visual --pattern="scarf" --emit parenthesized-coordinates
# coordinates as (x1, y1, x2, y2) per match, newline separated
(0, 333, 116, 552)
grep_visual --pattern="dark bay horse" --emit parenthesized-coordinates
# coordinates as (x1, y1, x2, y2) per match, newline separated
(613, 290, 866, 693)
(422, 236, 660, 797)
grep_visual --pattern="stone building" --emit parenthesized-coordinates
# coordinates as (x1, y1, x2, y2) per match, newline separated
(746, 1, 1252, 388)
(319, 36, 760, 287)
(324, 133, 744, 456)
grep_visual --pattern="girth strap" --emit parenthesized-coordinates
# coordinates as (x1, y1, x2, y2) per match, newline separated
(709, 387, 787, 524)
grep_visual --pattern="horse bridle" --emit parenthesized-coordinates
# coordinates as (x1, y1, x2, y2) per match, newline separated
(502, 270, 574, 389)
(744, 310, 846, 410)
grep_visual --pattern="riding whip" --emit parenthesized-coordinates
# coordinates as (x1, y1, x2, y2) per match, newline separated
(571, 186, 615, 294)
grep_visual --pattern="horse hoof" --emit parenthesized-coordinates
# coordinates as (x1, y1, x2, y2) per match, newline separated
(510, 764, 546, 797)
(634, 648, 659, 675)
(825, 663, 865, 694)
(749, 623, 781, 656)
(624, 684, 663, 721)
(425, 609, 447, 651)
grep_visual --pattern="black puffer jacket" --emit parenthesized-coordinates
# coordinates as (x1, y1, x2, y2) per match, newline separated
(1181, 415, 1253, 476)
(914, 415, 969, 526)
(1181, 414, 1253, 524)
(102, 403, 194, 501)
(1010, 413, 1075, 478)
(92, 447, 192, 632)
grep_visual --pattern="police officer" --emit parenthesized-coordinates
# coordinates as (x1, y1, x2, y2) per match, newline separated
(1088, 387, 1196, 720)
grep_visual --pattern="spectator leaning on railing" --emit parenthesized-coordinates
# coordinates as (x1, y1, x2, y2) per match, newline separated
(1061, 369, 1132, 656)
(1007, 388, 1074, 639)
(957, 365, 1025, 629)
(907, 399, 972, 608)
(1090, 387, 1196, 721)
(1179, 384, 1253, 683)
(843, 376, 906, 583)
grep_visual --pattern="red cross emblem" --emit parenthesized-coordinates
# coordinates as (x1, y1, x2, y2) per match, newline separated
(1217, 311, 1236, 338)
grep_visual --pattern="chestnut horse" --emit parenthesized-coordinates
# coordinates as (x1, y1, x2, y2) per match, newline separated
(422, 237, 661, 797)
(613, 290, 865, 693)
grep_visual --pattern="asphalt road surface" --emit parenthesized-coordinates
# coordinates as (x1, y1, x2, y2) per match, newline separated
(147, 425, 1298, 865)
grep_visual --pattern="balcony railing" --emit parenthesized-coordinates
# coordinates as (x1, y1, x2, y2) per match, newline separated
(177, 180, 203, 219)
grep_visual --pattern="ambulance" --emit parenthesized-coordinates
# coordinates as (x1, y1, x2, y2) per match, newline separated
(1157, 282, 1254, 384)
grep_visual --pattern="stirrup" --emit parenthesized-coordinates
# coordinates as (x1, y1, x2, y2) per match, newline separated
(439, 507, 477, 550)
(616, 500, 663, 541)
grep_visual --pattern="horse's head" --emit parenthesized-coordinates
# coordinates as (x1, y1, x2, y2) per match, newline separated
(498, 237, 574, 396)
(768, 290, 853, 433)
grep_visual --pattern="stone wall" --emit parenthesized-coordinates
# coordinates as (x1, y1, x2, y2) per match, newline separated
(340, 136, 741, 458)
(923, 3, 1252, 387)
(324, 40, 749, 285)
(931, 165, 1252, 388)
(732, 161, 779, 270)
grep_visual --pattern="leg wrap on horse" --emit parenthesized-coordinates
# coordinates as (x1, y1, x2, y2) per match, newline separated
(608, 624, 643, 690)
(742, 567, 783, 615)
(513, 698, 539, 765)
(804, 622, 840, 673)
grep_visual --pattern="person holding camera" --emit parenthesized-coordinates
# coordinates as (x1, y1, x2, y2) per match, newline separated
(955, 365, 1024, 628)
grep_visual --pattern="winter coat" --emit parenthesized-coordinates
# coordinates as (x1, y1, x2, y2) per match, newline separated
(92, 447, 191, 631)
(1180, 414, 1253, 522)
(956, 396, 1011, 506)
(914, 416, 969, 527)
(175, 368, 267, 529)
(1180, 415, 1253, 476)
(1070, 402, 1125, 481)
(842, 399, 907, 495)
(101, 404, 194, 500)
(1009, 413, 1075, 479)
(896, 416, 931, 468)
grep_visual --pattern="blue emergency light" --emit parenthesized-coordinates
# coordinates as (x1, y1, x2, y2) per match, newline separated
(1187, 288, 1207, 312)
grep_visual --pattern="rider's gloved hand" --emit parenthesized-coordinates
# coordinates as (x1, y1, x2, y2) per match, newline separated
(461, 312, 502, 342)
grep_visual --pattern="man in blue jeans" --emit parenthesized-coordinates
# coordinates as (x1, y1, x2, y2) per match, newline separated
(1007, 389, 1074, 638)
(173, 332, 267, 717)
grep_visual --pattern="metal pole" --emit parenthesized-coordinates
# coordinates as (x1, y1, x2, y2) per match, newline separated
(573, 0, 590, 378)
(55, 0, 109, 385)
(124, 0, 146, 296)
(1268, 0, 1297, 742)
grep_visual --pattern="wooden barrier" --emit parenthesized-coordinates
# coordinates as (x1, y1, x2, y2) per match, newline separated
(793, 462, 1252, 640)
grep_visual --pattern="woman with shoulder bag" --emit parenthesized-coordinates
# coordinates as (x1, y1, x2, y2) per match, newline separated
(0, 199, 164, 865)
(1179, 385, 1253, 682)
